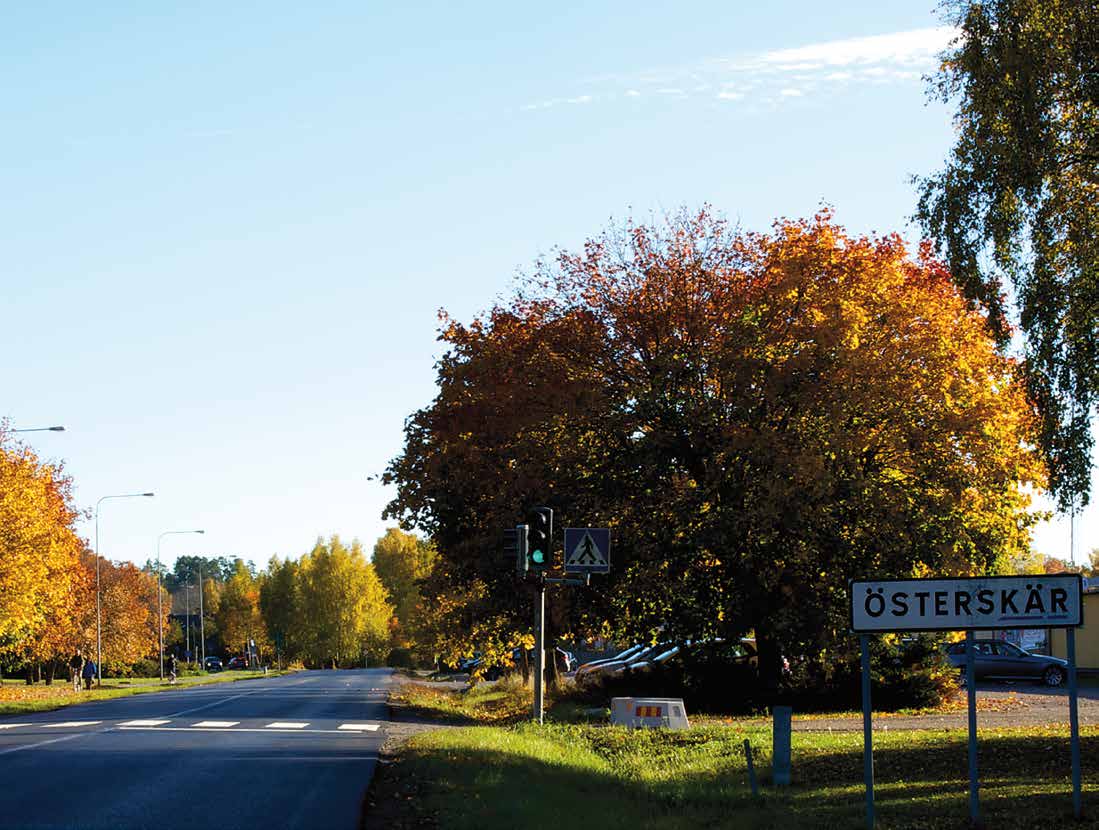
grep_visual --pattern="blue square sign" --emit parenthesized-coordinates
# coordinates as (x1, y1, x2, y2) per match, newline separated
(563, 528, 610, 574)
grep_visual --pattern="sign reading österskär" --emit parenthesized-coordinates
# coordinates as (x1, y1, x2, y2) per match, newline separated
(849, 574, 1083, 633)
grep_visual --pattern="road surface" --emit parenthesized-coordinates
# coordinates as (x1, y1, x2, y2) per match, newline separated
(0, 668, 396, 829)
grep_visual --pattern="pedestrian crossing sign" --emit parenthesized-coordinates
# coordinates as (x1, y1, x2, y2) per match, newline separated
(564, 528, 611, 574)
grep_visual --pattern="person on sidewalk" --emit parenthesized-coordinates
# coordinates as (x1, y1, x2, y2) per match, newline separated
(81, 658, 97, 691)
(167, 653, 178, 684)
(68, 649, 84, 692)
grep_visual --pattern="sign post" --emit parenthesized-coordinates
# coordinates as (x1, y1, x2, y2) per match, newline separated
(1068, 628, 1082, 819)
(965, 631, 978, 825)
(860, 635, 874, 830)
(850, 574, 1083, 827)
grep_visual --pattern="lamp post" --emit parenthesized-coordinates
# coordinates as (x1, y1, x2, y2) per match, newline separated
(156, 530, 205, 680)
(95, 492, 154, 687)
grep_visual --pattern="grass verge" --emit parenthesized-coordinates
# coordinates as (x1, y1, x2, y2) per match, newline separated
(0, 669, 294, 715)
(372, 682, 1098, 829)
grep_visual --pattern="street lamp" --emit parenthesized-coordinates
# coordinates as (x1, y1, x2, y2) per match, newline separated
(156, 530, 204, 680)
(95, 492, 155, 687)
(13, 426, 66, 433)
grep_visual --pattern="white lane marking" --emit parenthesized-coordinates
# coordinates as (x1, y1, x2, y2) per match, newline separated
(338, 723, 380, 731)
(42, 721, 102, 728)
(119, 726, 380, 735)
(0, 724, 31, 730)
(265, 722, 308, 729)
(0, 732, 86, 756)
(192, 720, 239, 728)
(120, 719, 170, 727)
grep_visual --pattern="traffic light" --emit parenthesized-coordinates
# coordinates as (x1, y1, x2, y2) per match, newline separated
(505, 525, 530, 573)
(525, 506, 552, 571)
(515, 524, 528, 573)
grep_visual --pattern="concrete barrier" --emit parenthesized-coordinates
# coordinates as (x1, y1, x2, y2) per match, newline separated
(610, 697, 690, 729)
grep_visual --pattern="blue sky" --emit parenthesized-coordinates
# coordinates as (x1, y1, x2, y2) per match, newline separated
(5, 2, 1091, 570)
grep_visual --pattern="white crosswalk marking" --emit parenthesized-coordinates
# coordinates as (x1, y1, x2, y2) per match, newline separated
(192, 721, 238, 728)
(265, 722, 308, 729)
(43, 721, 101, 728)
(120, 720, 170, 727)
(337, 723, 379, 731)
(0, 724, 31, 730)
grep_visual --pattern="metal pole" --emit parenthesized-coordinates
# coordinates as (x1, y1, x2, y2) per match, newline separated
(860, 634, 874, 829)
(199, 563, 205, 668)
(156, 541, 164, 681)
(965, 631, 979, 825)
(186, 585, 191, 663)
(95, 506, 102, 689)
(533, 577, 545, 724)
(1068, 628, 1082, 820)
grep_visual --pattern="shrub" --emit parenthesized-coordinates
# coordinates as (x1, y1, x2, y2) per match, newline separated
(130, 659, 159, 678)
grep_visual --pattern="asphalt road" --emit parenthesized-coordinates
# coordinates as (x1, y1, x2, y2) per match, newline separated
(0, 668, 396, 830)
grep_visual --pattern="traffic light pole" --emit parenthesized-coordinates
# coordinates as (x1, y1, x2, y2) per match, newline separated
(533, 574, 545, 724)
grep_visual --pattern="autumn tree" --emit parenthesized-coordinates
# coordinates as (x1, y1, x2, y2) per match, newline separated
(260, 556, 300, 659)
(97, 557, 163, 671)
(297, 536, 392, 666)
(0, 425, 88, 680)
(918, 0, 1099, 507)
(371, 528, 437, 646)
(385, 210, 1045, 695)
(214, 560, 267, 660)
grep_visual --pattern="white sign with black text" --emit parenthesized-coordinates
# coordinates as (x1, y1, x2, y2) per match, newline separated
(850, 574, 1083, 633)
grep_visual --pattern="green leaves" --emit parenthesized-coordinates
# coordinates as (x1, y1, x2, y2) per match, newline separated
(918, 0, 1099, 509)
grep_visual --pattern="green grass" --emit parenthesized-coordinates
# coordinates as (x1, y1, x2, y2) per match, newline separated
(376, 682, 1098, 829)
(393, 676, 538, 724)
(381, 722, 1098, 829)
(0, 669, 294, 715)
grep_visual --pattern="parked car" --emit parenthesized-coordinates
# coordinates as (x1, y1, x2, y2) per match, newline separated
(944, 640, 1068, 687)
(225, 656, 249, 671)
(582, 643, 673, 679)
(203, 656, 223, 672)
(623, 644, 681, 673)
(575, 644, 648, 679)
(575, 644, 648, 680)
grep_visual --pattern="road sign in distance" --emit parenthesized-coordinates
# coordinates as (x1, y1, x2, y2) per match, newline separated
(564, 528, 610, 574)
(850, 574, 1083, 633)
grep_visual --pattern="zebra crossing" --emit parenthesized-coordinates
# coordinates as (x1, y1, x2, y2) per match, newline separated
(0, 718, 381, 734)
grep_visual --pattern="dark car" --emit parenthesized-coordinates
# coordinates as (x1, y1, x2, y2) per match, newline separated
(225, 656, 249, 671)
(945, 640, 1068, 687)
(203, 656, 223, 672)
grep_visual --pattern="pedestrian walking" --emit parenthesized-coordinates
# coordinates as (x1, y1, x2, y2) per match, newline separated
(167, 653, 178, 684)
(68, 649, 84, 692)
(81, 658, 97, 690)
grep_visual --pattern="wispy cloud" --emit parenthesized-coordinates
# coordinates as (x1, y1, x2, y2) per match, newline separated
(520, 25, 956, 112)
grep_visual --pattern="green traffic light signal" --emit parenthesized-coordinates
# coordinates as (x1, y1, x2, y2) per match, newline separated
(525, 506, 552, 572)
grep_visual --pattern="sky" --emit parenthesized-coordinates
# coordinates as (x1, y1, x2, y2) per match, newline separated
(4, 1, 1093, 571)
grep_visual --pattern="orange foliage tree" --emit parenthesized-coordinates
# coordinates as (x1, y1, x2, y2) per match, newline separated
(96, 557, 162, 671)
(0, 424, 87, 680)
(384, 210, 1045, 691)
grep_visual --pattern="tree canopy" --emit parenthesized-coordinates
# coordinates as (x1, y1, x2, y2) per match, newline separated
(385, 210, 1045, 688)
(917, 0, 1098, 508)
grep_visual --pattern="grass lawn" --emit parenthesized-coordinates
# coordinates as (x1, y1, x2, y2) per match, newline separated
(0, 669, 294, 715)
(374, 682, 1098, 829)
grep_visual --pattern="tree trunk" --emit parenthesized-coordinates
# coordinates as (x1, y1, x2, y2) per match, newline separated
(520, 648, 531, 687)
(45, 661, 56, 685)
(25, 663, 34, 685)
